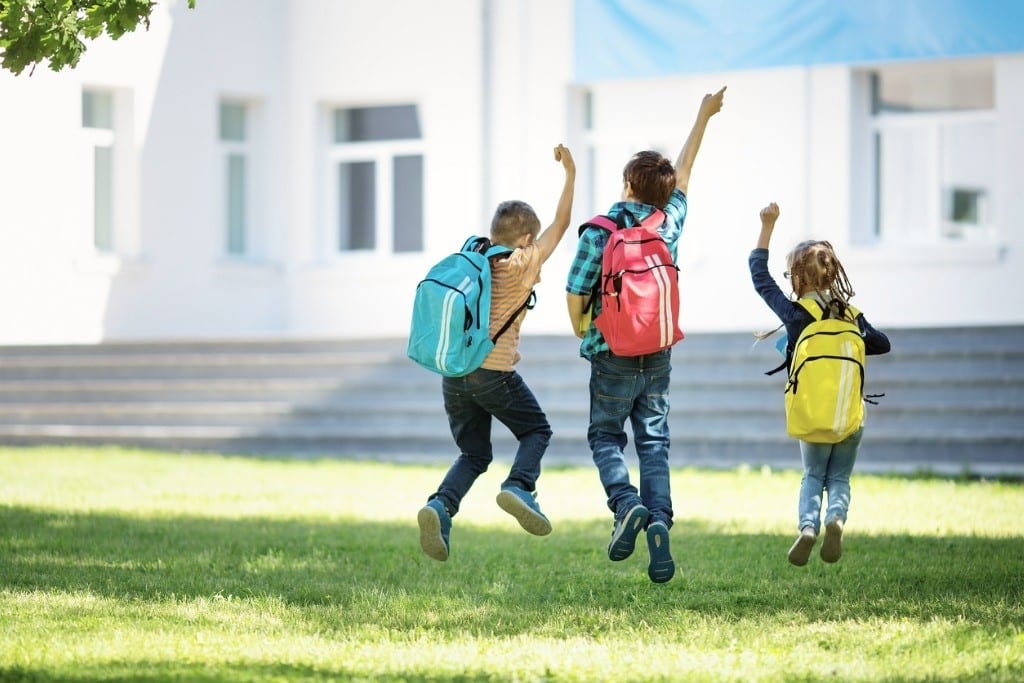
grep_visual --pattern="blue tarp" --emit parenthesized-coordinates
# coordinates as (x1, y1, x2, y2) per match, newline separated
(574, 0, 1024, 82)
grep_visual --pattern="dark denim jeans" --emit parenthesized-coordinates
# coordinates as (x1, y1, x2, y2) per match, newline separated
(588, 349, 674, 527)
(431, 368, 552, 515)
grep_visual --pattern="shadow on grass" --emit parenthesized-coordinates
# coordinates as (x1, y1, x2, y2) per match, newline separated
(1, 507, 1021, 681)
(3, 507, 1021, 619)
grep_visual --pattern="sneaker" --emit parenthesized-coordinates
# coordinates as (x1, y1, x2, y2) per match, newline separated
(787, 526, 817, 567)
(496, 486, 552, 536)
(646, 521, 675, 583)
(417, 499, 451, 562)
(821, 518, 844, 563)
(607, 504, 649, 561)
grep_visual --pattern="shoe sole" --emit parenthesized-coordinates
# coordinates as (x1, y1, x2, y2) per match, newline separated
(417, 506, 449, 561)
(788, 532, 816, 567)
(821, 520, 843, 563)
(608, 505, 650, 561)
(496, 490, 552, 536)
(646, 524, 675, 583)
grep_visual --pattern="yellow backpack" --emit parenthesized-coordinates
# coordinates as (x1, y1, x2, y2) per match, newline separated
(784, 298, 866, 443)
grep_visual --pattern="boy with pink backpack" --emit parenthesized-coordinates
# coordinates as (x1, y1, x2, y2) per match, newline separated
(565, 87, 726, 583)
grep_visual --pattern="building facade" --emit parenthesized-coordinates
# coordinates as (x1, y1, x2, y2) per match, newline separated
(1, 0, 1021, 344)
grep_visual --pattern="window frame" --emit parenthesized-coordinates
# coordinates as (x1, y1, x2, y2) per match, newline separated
(864, 61, 997, 246)
(324, 103, 425, 257)
(218, 99, 254, 258)
(82, 89, 117, 253)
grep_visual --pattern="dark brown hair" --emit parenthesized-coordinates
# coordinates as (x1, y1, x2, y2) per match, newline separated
(622, 151, 676, 207)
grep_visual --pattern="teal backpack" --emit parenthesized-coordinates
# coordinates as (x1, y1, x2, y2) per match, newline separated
(407, 236, 535, 377)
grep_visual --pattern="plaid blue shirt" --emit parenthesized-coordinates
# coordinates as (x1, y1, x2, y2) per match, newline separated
(565, 188, 688, 358)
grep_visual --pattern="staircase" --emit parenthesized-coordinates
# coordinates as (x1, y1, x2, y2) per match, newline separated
(0, 327, 1021, 476)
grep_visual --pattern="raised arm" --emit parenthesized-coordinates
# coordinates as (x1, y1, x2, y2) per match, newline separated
(534, 144, 576, 263)
(674, 86, 726, 194)
(757, 201, 779, 250)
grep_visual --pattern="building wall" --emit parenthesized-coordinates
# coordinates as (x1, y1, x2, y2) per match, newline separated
(0, 1, 1020, 345)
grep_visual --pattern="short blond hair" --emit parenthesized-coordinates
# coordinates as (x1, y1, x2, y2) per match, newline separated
(490, 200, 540, 246)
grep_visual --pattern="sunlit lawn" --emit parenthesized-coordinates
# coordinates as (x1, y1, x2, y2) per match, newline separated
(0, 446, 1022, 682)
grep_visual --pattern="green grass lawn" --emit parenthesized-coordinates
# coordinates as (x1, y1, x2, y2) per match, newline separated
(1, 446, 1022, 682)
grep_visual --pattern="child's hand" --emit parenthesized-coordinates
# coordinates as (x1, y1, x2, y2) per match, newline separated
(760, 202, 780, 227)
(756, 202, 779, 249)
(554, 144, 575, 174)
(700, 86, 727, 119)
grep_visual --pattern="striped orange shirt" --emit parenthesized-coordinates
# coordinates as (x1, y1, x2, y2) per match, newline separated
(481, 242, 543, 371)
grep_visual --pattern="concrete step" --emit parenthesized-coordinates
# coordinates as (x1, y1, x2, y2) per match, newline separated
(0, 327, 1020, 476)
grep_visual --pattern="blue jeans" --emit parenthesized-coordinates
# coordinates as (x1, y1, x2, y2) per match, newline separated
(797, 427, 863, 534)
(431, 368, 552, 515)
(587, 350, 674, 527)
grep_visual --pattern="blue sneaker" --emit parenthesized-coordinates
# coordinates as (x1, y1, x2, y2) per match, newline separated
(496, 486, 552, 536)
(608, 504, 649, 561)
(417, 499, 451, 561)
(646, 521, 675, 583)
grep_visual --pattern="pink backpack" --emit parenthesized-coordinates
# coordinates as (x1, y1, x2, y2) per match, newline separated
(583, 209, 684, 357)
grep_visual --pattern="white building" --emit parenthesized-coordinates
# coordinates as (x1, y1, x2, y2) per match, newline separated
(2, 0, 1022, 345)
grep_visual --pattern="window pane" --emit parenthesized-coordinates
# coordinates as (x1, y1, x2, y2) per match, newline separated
(877, 127, 932, 241)
(226, 153, 246, 254)
(393, 155, 423, 252)
(220, 102, 247, 142)
(93, 145, 113, 251)
(333, 105, 421, 142)
(942, 120, 995, 238)
(872, 61, 993, 114)
(338, 161, 375, 250)
(82, 90, 113, 129)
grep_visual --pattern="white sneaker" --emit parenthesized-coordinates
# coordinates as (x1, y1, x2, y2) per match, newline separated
(787, 527, 817, 566)
(821, 518, 844, 563)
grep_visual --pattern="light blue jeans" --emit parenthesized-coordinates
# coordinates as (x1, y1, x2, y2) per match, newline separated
(587, 349, 674, 528)
(797, 427, 863, 534)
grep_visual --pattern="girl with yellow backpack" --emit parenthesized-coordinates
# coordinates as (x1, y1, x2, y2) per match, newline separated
(749, 202, 891, 566)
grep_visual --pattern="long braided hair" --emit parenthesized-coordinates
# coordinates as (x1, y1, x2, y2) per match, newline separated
(786, 240, 856, 320)
(754, 240, 856, 342)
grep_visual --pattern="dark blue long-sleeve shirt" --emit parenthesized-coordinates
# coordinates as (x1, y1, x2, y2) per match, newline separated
(749, 248, 891, 371)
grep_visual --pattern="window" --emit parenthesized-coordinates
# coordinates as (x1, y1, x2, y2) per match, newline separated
(868, 60, 996, 243)
(82, 90, 115, 251)
(219, 101, 250, 256)
(328, 104, 424, 253)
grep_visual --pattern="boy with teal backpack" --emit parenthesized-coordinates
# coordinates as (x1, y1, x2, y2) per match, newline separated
(413, 144, 575, 562)
(407, 235, 535, 377)
(750, 202, 891, 567)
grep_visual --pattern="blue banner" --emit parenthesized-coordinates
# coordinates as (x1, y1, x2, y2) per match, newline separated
(575, 0, 1024, 81)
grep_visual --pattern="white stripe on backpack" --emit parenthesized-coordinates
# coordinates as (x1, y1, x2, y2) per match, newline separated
(436, 276, 472, 373)
(645, 254, 671, 348)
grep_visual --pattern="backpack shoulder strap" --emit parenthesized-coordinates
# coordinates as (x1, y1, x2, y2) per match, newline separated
(492, 291, 537, 343)
(638, 209, 667, 229)
(484, 244, 513, 259)
(795, 297, 824, 321)
(578, 215, 616, 237)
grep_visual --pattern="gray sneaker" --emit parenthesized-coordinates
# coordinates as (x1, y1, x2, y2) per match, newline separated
(496, 486, 552, 536)
(646, 521, 675, 583)
(821, 518, 844, 563)
(787, 526, 817, 567)
(417, 499, 451, 562)
(607, 504, 649, 561)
